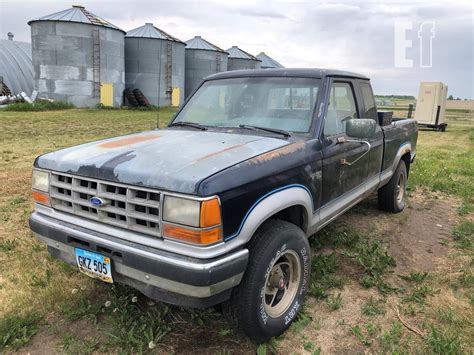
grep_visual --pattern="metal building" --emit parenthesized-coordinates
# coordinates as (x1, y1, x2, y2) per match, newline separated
(28, 5, 125, 107)
(0, 37, 34, 95)
(125, 23, 185, 107)
(256, 52, 284, 69)
(184, 36, 228, 98)
(226, 46, 261, 71)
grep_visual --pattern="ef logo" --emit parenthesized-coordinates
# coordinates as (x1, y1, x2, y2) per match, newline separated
(394, 21, 435, 68)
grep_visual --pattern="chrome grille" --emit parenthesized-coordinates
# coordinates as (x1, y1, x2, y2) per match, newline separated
(49, 172, 161, 237)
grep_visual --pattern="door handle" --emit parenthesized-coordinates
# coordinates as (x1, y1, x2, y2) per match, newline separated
(339, 139, 372, 166)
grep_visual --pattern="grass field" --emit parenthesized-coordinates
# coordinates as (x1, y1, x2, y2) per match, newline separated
(0, 106, 472, 353)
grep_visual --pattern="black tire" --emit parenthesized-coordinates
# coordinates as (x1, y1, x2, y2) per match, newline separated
(124, 88, 139, 107)
(224, 220, 311, 343)
(132, 88, 150, 107)
(378, 160, 407, 213)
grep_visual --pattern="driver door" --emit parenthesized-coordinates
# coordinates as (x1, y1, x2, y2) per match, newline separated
(320, 80, 370, 216)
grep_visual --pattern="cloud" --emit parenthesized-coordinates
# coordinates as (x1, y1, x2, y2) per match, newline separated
(0, 0, 472, 98)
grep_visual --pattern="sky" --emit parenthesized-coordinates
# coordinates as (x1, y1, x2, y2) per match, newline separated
(1, 0, 473, 98)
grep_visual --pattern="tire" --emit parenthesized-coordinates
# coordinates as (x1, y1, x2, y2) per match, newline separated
(224, 220, 311, 343)
(124, 88, 139, 107)
(378, 160, 407, 213)
(132, 88, 150, 107)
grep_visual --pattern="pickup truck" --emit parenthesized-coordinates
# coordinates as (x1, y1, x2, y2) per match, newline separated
(29, 69, 417, 342)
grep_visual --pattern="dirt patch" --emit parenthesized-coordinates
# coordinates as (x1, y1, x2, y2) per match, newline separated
(341, 190, 458, 274)
(20, 312, 102, 354)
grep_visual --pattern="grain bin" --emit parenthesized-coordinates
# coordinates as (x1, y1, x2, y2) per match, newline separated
(28, 5, 125, 107)
(226, 46, 261, 71)
(125, 23, 185, 107)
(184, 36, 228, 98)
(256, 52, 284, 69)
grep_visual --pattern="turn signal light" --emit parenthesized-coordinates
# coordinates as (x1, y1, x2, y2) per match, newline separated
(32, 191, 50, 205)
(200, 198, 221, 227)
(163, 223, 222, 245)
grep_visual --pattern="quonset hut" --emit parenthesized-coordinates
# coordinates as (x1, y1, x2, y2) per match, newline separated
(0, 37, 33, 95)
(184, 36, 228, 98)
(256, 52, 284, 69)
(125, 23, 185, 107)
(28, 5, 126, 107)
(226, 46, 260, 71)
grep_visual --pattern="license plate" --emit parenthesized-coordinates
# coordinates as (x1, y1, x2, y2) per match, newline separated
(75, 248, 113, 283)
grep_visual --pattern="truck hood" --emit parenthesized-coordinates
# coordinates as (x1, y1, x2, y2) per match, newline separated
(35, 129, 289, 194)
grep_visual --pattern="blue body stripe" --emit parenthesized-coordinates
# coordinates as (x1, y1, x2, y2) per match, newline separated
(224, 184, 313, 241)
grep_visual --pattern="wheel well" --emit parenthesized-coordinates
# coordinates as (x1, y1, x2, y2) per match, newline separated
(401, 152, 411, 176)
(272, 205, 308, 233)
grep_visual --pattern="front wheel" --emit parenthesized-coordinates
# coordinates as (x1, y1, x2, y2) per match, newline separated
(224, 220, 311, 343)
(378, 160, 407, 213)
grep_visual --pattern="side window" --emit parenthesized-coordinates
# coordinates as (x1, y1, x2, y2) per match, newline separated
(360, 82, 377, 121)
(324, 82, 358, 136)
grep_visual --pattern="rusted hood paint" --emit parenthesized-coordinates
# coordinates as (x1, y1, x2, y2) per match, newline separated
(35, 129, 289, 194)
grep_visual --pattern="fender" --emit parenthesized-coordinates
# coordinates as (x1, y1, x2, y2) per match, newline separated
(221, 185, 315, 253)
(380, 143, 412, 185)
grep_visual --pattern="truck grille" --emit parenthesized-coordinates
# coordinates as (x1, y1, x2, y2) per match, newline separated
(49, 172, 161, 237)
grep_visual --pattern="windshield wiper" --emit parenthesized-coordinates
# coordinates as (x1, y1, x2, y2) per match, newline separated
(238, 124, 291, 138)
(169, 121, 207, 131)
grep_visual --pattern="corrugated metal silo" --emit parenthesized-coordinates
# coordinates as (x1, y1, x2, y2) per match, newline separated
(125, 23, 185, 107)
(0, 38, 34, 95)
(256, 52, 284, 69)
(184, 36, 228, 98)
(226, 46, 261, 71)
(28, 5, 126, 107)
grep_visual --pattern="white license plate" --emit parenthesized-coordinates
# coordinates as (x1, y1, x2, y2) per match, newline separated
(75, 248, 113, 283)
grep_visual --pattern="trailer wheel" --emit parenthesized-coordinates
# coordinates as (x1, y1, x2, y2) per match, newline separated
(224, 220, 311, 343)
(378, 160, 407, 213)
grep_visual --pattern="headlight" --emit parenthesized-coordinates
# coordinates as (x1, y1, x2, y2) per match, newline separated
(32, 169, 50, 205)
(163, 196, 200, 227)
(162, 195, 223, 245)
(32, 169, 49, 192)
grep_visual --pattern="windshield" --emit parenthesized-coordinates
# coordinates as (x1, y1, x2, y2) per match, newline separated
(173, 77, 321, 133)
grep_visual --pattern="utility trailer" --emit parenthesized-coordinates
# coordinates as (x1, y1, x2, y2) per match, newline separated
(414, 81, 448, 131)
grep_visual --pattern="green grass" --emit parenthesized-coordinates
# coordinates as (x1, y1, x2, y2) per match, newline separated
(425, 326, 461, 354)
(59, 332, 100, 354)
(2, 101, 75, 111)
(311, 228, 397, 295)
(409, 121, 474, 207)
(326, 292, 343, 311)
(400, 271, 429, 284)
(452, 220, 474, 249)
(0, 313, 42, 351)
(361, 297, 386, 316)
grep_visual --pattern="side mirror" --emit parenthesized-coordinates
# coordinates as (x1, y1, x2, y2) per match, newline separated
(346, 118, 376, 139)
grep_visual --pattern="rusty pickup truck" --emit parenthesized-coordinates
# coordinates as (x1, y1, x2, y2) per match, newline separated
(30, 69, 417, 342)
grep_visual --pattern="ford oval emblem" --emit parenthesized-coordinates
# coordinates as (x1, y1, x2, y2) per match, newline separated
(89, 196, 107, 207)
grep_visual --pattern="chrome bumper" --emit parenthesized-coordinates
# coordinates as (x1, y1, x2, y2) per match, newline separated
(29, 212, 248, 307)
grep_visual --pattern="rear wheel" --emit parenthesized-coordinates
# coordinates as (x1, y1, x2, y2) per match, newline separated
(224, 220, 311, 343)
(378, 160, 407, 213)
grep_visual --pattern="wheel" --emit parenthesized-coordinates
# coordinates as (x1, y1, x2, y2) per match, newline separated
(224, 220, 311, 343)
(378, 160, 407, 213)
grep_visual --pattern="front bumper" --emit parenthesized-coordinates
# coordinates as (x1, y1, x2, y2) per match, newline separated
(29, 212, 248, 307)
